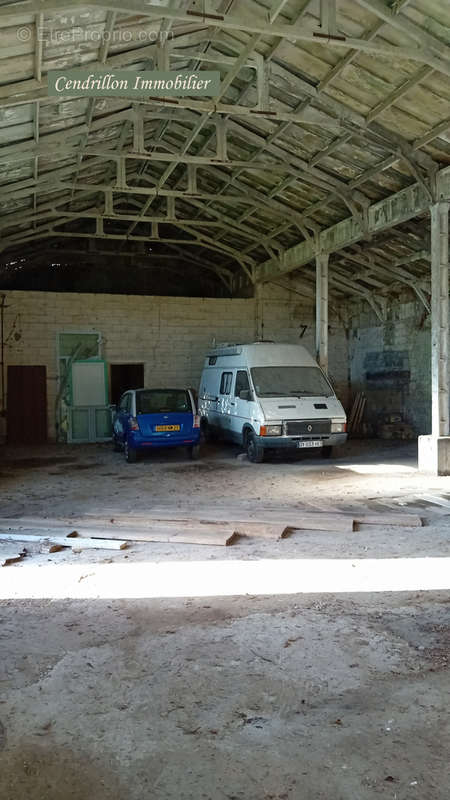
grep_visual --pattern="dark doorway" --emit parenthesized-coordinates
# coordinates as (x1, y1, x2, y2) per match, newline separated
(7, 365, 47, 444)
(110, 363, 144, 405)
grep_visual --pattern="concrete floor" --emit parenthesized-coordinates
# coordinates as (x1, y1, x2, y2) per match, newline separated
(0, 439, 449, 799)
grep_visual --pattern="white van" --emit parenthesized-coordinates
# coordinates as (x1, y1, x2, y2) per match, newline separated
(198, 342, 347, 462)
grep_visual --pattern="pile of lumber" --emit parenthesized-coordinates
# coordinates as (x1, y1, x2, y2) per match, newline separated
(378, 421, 415, 440)
(348, 392, 366, 436)
(0, 510, 423, 561)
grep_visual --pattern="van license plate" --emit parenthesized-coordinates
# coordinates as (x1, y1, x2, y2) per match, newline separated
(297, 440, 322, 448)
(155, 424, 180, 432)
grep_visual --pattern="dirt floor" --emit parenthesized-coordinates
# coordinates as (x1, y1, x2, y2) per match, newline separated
(0, 439, 449, 799)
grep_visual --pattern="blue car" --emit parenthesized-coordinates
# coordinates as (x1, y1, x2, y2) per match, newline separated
(113, 387, 201, 462)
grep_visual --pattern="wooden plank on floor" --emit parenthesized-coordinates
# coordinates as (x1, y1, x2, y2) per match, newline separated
(230, 522, 288, 539)
(40, 543, 66, 554)
(73, 516, 281, 539)
(0, 513, 353, 535)
(353, 513, 422, 527)
(0, 531, 128, 550)
(234, 513, 353, 533)
(0, 521, 239, 547)
(0, 547, 26, 566)
(421, 494, 450, 509)
(110, 513, 353, 534)
(72, 527, 240, 546)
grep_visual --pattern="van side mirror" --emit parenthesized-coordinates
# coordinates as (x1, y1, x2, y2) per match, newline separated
(239, 389, 252, 401)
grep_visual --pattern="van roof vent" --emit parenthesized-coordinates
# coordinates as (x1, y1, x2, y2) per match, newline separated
(207, 345, 242, 357)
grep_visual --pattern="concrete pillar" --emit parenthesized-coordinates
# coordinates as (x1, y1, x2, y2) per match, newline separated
(418, 201, 450, 474)
(430, 202, 449, 436)
(315, 252, 329, 372)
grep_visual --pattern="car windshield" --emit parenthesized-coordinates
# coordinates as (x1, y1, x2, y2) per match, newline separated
(250, 366, 333, 398)
(136, 390, 192, 414)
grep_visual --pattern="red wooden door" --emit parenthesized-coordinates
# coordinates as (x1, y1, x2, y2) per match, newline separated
(7, 366, 47, 444)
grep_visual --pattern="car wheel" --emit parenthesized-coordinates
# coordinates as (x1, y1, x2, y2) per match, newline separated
(322, 445, 333, 459)
(189, 444, 201, 460)
(246, 432, 264, 463)
(124, 439, 137, 463)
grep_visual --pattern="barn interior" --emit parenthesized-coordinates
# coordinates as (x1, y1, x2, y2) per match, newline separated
(0, 1, 449, 798)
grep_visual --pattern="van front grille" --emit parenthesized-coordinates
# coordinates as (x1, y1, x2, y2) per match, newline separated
(284, 419, 331, 436)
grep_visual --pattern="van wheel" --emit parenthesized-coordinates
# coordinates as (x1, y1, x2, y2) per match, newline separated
(246, 432, 264, 463)
(322, 446, 333, 459)
(189, 444, 200, 460)
(124, 439, 137, 463)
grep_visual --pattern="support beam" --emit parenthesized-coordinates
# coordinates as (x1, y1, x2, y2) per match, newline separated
(418, 201, 450, 474)
(315, 253, 329, 373)
(366, 65, 434, 125)
(256, 56, 270, 110)
(216, 117, 228, 161)
(250, 165, 450, 285)
(195, 21, 383, 237)
(157, 40, 170, 71)
(1, 2, 448, 74)
(187, 164, 197, 194)
(34, 13, 44, 82)
(99, 11, 116, 63)
(0, 178, 261, 206)
(430, 202, 449, 438)
(0, 228, 250, 268)
(103, 149, 290, 172)
(269, 0, 290, 24)
(36, 210, 221, 228)
(354, 0, 450, 61)
(413, 118, 450, 150)
(320, 0, 338, 36)
(254, 283, 264, 339)
(413, 285, 431, 314)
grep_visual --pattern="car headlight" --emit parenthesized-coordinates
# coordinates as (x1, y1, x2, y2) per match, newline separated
(260, 424, 282, 436)
(331, 421, 347, 433)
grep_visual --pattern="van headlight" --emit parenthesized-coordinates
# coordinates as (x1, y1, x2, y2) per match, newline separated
(260, 424, 282, 436)
(331, 421, 347, 433)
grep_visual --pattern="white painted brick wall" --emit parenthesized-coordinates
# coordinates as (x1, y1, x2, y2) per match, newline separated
(2, 289, 349, 440)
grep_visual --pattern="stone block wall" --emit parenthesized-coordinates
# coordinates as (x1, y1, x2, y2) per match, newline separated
(2, 287, 349, 441)
(348, 296, 431, 434)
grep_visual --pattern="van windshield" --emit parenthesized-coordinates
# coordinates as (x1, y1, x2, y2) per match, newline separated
(250, 366, 333, 398)
(136, 390, 192, 414)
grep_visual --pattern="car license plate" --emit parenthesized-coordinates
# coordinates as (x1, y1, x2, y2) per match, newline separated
(296, 440, 323, 448)
(155, 424, 180, 432)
